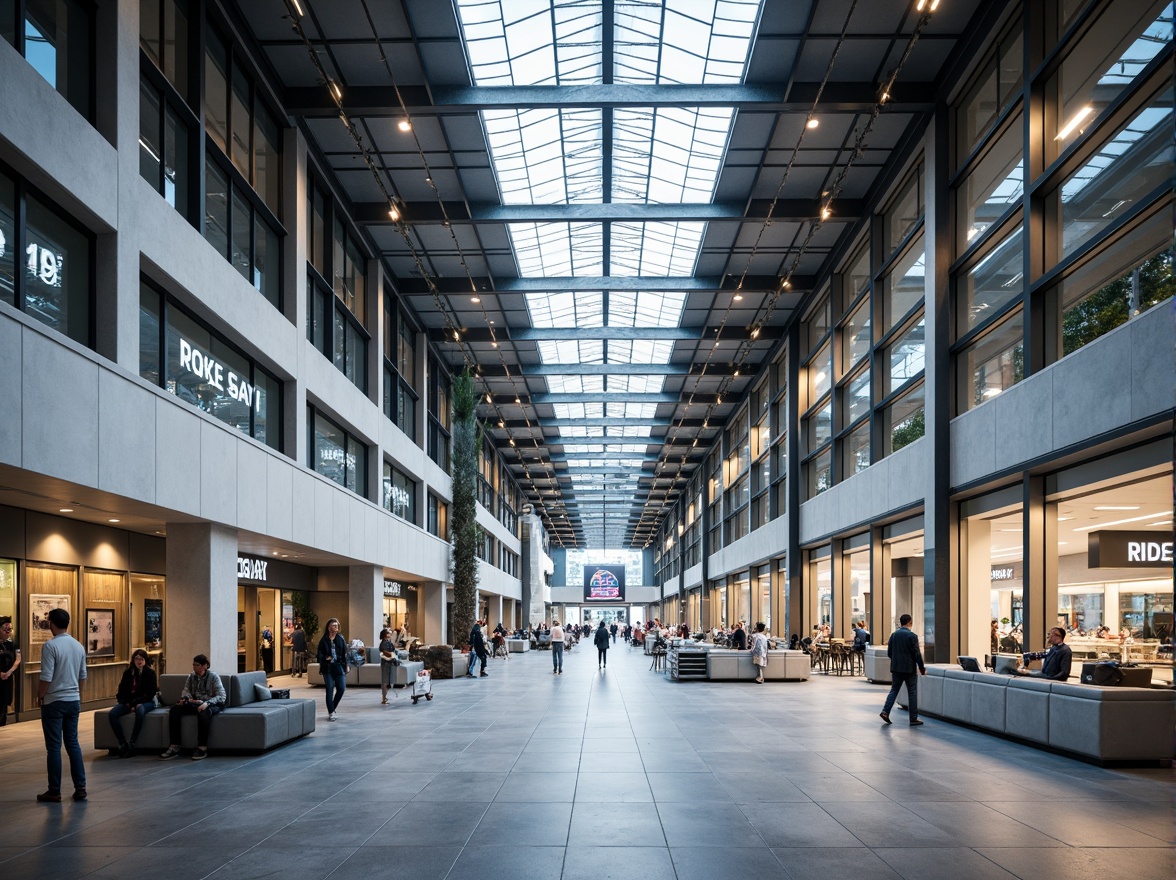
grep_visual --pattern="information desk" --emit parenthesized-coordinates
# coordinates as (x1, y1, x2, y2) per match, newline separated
(897, 665, 1175, 763)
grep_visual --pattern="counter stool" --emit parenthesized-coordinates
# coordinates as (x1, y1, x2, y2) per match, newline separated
(650, 648, 667, 672)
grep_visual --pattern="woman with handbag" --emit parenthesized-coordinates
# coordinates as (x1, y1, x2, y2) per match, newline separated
(316, 618, 349, 721)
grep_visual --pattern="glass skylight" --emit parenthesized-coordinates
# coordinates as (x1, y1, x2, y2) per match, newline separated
(455, 0, 603, 86)
(567, 458, 648, 468)
(483, 108, 602, 204)
(611, 402, 660, 419)
(563, 444, 650, 455)
(604, 375, 666, 394)
(607, 291, 687, 327)
(614, 0, 762, 84)
(611, 222, 705, 275)
(525, 291, 603, 327)
(537, 340, 605, 364)
(561, 425, 653, 438)
(511, 223, 603, 276)
(545, 375, 605, 394)
(552, 402, 605, 419)
(606, 340, 675, 364)
(614, 107, 733, 203)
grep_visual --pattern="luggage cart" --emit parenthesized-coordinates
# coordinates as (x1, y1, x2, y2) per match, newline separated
(410, 668, 433, 704)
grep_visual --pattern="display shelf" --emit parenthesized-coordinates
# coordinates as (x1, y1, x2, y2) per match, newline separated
(671, 648, 708, 680)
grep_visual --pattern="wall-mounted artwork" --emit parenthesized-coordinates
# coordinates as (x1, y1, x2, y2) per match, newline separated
(86, 609, 115, 657)
(29, 594, 71, 644)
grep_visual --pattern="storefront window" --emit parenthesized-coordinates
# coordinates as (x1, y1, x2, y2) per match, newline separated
(961, 496, 1022, 661)
(756, 564, 770, 631)
(310, 406, 366, 496)
(887, 533, 924, 637)
(814, 556, 832, 629)
(848, 549, 870, 625)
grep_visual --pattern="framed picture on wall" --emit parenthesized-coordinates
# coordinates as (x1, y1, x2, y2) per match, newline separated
(85, 609, 115, 657)
(29, 594, 71, 644)
(144, 599, 163, 649)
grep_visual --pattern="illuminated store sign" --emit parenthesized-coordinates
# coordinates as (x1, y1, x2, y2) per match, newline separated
(238, 556, 269, 581)
(1088, 530, 1174, 568)
(179, 338, 262, 411)
(990, 567, 1016, 581)
(383, 580, 401, 597)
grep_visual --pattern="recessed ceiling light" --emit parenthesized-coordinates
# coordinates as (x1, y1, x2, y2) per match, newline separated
(59, 508, 73, 513)
(1150, 521, 1172, 527)
(806, 118, 819, 129)
(108, 518, 120, 523)
(1093, 505, 1139, 511)
(398, 118, 412, 132)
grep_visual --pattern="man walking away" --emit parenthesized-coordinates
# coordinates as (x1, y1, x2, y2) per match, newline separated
(610, 622, 618, 644)
(551, 619, 565, 674)
(471, 621, 489, 677)
(880, 614, 926, 727)
(37, 608, 87, 803)
(594, 621, 610, 669)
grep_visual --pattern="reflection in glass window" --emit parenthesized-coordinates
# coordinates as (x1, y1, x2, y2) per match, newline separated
(958, 227, 1024, 335)
(1057, 89, 1173, 263)
(25, 192, 90, 345)
(845, 369, 871, 425)
(140, 0, 189, 101)
(960, 311, 1024, 411)
(956, 21, 1023, 168)
(382, 462, 417, 523)
(842, 297, 871, 372)
(1, 171, 15, 308)
(1050, 1, 1173, 151)
(956, 115, 1022, 253)
(882, 242, 925, 334)
(843, 422, 871, 477)
(204, 158, 229, 259)
(884, 317, 926, 397)
(804, 401, 832, 453)
(139, 285, 161, 387)
(12, 0, 93, 120)
(806, 344, 831, 403)
(806, 447, 831, 498)
(885, 384, 925, 454)
(884, 172, 923, 257)
(311, 407, 366, 496)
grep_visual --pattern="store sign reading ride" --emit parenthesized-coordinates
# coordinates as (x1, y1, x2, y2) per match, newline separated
(238, 556, 268, 581)
(178, 338, 262, 411)
(1087, 530, 1174, 569)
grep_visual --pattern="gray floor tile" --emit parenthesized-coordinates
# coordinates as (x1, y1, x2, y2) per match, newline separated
(496, 771, 577, 802)
(739, 802, 865, 847)
(772, 846, 902, 879)
(646, 772, 731, 802)
(984, 799, 1172, 847)
(974, 846, 1176, 880)
(873, 847, 1021, 880)
(560, 846, 676, 880)
(378, 800, 489, 846)
(332, 844, 462, 878)
(575, 771, 652, 802)
(568, 802, 666, 847)
(467, 801, 573, 847)
(656, 801, 765, 848)
(818, 802, 959, 848)
(669, 846, 794, 880)
(445, 846, 566, 880)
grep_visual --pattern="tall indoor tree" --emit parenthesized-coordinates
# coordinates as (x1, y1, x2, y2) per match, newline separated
(450, 370, 481, 649)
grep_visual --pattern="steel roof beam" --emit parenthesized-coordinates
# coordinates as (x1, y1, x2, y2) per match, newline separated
(353, 200, 862, 225)
(398, 275, 808, 294)
(437, 326, 784, 343)
(476, 362, 738, 377)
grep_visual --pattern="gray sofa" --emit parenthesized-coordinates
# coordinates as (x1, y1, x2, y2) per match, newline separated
(307, 647, 423, 688)
(94, 671, 316, 753)
(897, 665, 1175, 762)
(705, 649, 811, 681)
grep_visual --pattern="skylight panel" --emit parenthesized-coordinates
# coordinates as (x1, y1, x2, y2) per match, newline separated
(607, 291, 688, 327)
(511, 223, 603, 276)
(608, 339, 675, 364)
(610, 402, 660, 419)
(537, 340, 605, 364)
(564, 443, 650, 455)
(614, 0, 762, 84)
(605, 375, 665, 394)
(483, 108, 603, 204)
(525, 291, 604, 327)
(546, 374, 605, 394)
(611, 222, 705, 276)
(614, 107, 733, 203)
(552, 402, 605, 419)
(456, 0, 603, 87)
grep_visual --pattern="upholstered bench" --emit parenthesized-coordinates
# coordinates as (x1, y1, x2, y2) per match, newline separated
(705, 649, 811, 681)
(94, 671, 315, 753)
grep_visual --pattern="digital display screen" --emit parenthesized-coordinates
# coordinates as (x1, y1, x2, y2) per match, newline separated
(583, 565, 625, 602)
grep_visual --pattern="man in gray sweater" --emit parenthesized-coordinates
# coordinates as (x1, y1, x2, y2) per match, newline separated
(37, 608, 87, 803)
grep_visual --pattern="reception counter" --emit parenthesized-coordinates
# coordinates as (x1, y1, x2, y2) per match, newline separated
(701, 648, 811, 682)
(897, 665, 1175, 763)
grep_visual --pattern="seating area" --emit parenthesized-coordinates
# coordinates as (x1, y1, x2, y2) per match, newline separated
(94, 671, 316, 753)
(306, 647, 424, 689)
(896, 664, 1176, 763)
(705, 649, 812, 682)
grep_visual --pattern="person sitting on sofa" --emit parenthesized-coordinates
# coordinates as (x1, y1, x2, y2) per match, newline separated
(108, 649, 157, 757)
(160, 654, 225, 760)
(1016, 627, 1073, 681)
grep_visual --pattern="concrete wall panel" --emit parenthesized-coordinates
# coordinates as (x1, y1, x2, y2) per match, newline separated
(992, 372, 1054, 472)
(265, 453, 294, 541)
(154, 397, 202, 517)
(950, 403, 995, 487)
(97, 368, 157, 503)
(235, 441, 269, 534)
(290, 469, 317, 547)
(22, 330, 99, 486)
(1051, 324, 1132, 450)
(0, 317, 22, 466)
(199, 420, 238, 525)
(1129, 304, 1175, 422)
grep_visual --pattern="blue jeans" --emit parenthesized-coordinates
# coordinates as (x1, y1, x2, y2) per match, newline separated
(467, 650, 477, 675)
(883, 671, 919, 720)
(324, 667, 346, 713)
(109, 702, 151, 744)
(552, 642, 564, 672)
(41, 699, 85, 794)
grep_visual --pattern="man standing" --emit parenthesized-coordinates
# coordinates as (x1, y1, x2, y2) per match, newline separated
(880, 614, 926, 727)
(609, 621, 618, 644)
(37, 608, 87, 802)
(1017, 627, 1073, 681)
(290, 621, 307, 678)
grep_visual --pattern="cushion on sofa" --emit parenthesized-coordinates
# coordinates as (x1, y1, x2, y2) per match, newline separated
(158, 674, 188, 706)
(254, 683, 273, 701)
(230, 671, 269, 706)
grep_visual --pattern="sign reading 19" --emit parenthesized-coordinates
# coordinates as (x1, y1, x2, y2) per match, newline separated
(27, 242, 64, 288)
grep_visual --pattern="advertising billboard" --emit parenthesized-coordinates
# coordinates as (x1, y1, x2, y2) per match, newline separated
(583, 565, 625, 602)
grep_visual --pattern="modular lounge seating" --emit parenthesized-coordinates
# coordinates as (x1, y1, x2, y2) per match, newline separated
(864, 645, 891, 683)
(94, 671, 316, 753)
(896, 665, 1175, 763)
(506, 639, 530, 652)
(307, 647, 423, 688)
(705, 649, 811, 681)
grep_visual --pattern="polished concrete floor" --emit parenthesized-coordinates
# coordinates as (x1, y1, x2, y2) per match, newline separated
(0, 642, 1172, 880)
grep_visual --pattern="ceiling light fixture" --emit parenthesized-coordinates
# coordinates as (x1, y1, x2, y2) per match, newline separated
(733, 293, 743, 301)
(59, 508, 73, 513)
(328, 80, 342, 102)
(1055, 105, 1093, 141)
(398, 118, 412, 132)
(1075, 512, 1170, 532)
(806, 118, 819, 129)
(471, 295, 480, 303)
(387, 205, 400, 221)
(290, 0, 304, 15)
(108, 518, 120, 523)
(1093, 505, 1140, 511)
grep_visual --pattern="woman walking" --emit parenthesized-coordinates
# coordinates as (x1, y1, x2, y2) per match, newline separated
(316, 618, 349, 720)
(378, 627, 398, 704)
(751, 622, 769, 683)
(594, 620, 610, 670)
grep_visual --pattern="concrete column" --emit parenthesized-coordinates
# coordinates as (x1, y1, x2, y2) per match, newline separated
(348, 565, 383, 647)
(166, 522, 238, 674)
(964, 517, 994, 661)
(419, 581, 447, 645)
(494, 594, 503, 631)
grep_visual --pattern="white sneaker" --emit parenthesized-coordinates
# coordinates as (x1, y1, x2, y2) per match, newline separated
(328, 712, 337, 721)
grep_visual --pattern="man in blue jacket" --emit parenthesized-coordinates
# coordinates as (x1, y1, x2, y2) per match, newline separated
(879, 614, 926, 727)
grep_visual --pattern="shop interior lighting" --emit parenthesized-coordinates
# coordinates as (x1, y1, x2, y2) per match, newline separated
(1055, 105, 1094, 141)
(108, 518, 120, 523)
(1093, 505, 1140, 510)
(58, 508, 73, 513)
(1075, 512, 1170, 531)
